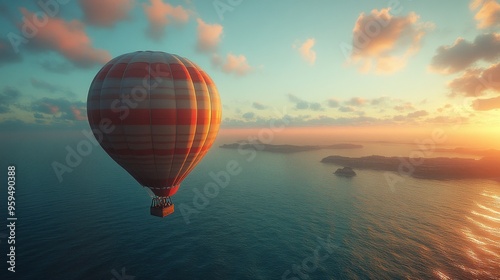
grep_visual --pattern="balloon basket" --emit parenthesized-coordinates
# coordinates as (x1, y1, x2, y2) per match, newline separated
(150, 196, 175, 218)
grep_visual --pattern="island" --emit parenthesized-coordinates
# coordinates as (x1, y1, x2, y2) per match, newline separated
(434, 147, 500, 157)
(325, 144, 363, 149)
(220, 142, 363, 153)
(321, 155, 500, 180)
(334, 167, 357, 177)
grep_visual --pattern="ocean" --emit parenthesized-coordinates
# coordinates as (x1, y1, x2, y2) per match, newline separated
(1, 132, 499, 279)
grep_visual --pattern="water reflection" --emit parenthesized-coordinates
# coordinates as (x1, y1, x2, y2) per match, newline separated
(458, 190, 500, 279)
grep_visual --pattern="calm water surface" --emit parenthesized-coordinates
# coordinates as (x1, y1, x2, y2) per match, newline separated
(0, 135, 498, 279)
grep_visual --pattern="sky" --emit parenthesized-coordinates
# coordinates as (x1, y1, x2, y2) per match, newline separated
(0, 0, 499, 147)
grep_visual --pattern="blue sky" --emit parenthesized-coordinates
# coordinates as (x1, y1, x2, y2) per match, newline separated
(0, 0, 499, 136)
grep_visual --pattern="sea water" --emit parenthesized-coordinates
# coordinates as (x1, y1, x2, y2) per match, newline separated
(0, 133, 499, 279)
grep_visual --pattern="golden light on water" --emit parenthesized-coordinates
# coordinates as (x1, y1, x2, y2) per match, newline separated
(471, 211, 500, 222)
(457, 190, 500, 279)
(476, 204, 500, 216)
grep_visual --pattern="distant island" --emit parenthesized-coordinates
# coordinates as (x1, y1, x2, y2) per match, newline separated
(334, 167, 357, 177)
(220, 142, 363, 153)
(434, 147, 500, 157)
(322, 155, 500, 180)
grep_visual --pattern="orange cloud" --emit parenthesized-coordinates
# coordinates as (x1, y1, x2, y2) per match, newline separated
(71, 106, 87, 120)
(472, 96, 500, 110)
(350, 8, 431, 74)
(79, 0, 134, 27)
(212, 53, 252, 76)
(196, 18, 223, 52)
(470, 0, 500, 29)
(20, 8, 111, 68)
(346, 97, 366, 106)
(448, 63, 500, 97)
(430, 33, 500, 74)
(143, 0, 189, 40)
(394, 102, 415, 112)
(294, 38, 316, 65)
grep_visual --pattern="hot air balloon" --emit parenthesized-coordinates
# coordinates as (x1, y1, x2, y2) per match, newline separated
(87, 51, 221, 217)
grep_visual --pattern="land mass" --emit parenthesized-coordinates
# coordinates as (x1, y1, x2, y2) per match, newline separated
(321, 155, 500, 180)
(220, 142, 363, 153)
(334, 167, 357, 177)
(434, 147, 500, 157)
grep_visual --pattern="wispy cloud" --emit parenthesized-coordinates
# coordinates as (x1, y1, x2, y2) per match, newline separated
(0, 38, 21, 66)
(470, 0, 500, 29)
(143, 0, 190, 40)
(472, 96, 500, 110)
(31, 78, 75, 96)
(287, 94, 323, 111)
(196, 18, 223, 52)
(79, 0, 134, 27)
(19, 8, 111, 68)
(294, 38, 316, 65)
(212, 53, 252, 76)
(345, 97, 366, 106)
(31, 97, 86, 121)
(0, 86, 21, 113)
(252, 102, 267, 110)
(328, 99, 340, 108)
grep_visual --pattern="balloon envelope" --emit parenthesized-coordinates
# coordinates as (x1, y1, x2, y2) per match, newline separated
(87, 51, 221, 197)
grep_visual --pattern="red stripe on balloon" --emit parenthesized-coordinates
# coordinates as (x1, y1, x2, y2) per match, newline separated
(87, 109, 212, 125)
(107, 146, 209, 156)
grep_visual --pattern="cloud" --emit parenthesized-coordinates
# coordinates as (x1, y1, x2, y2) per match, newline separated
(252, 102, 267, 110)
(31, 78, 75, 96)
(39, 60, 74, 74)
(212, 53, 252, 76)
(425, 115, 468, 125)
(394, 102, 415, 112)
(346, 97, 366, 106)
(328, 98, 340, 108)
(0, 87, 21, 113)
(31, 98, 86, 121)
(19, 8, 111, 68)
(0, 39, 22, 66)
(430, 33, 500, 74)
(221, 114, 390, 128)
(310, 102, 322, 111)
(393, 110, 428, 122)
(437, 104, 453, 113)
(196, 18, 223, 52)
(287, 94, 323, 111)
(294, 38, 316, 65)
(242, 112, 255, 119)
(370, 96, 389, 105)
(470, 0, 500, 29)
(406, 110, 429, 118)
(143, 0, 190, 40)
(350, 8, 432, 73)
(339, 106, 355, 112)
(79, 0, 134, 27)
(472, 96, 500, 110)
(448, 62, 500, 97)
